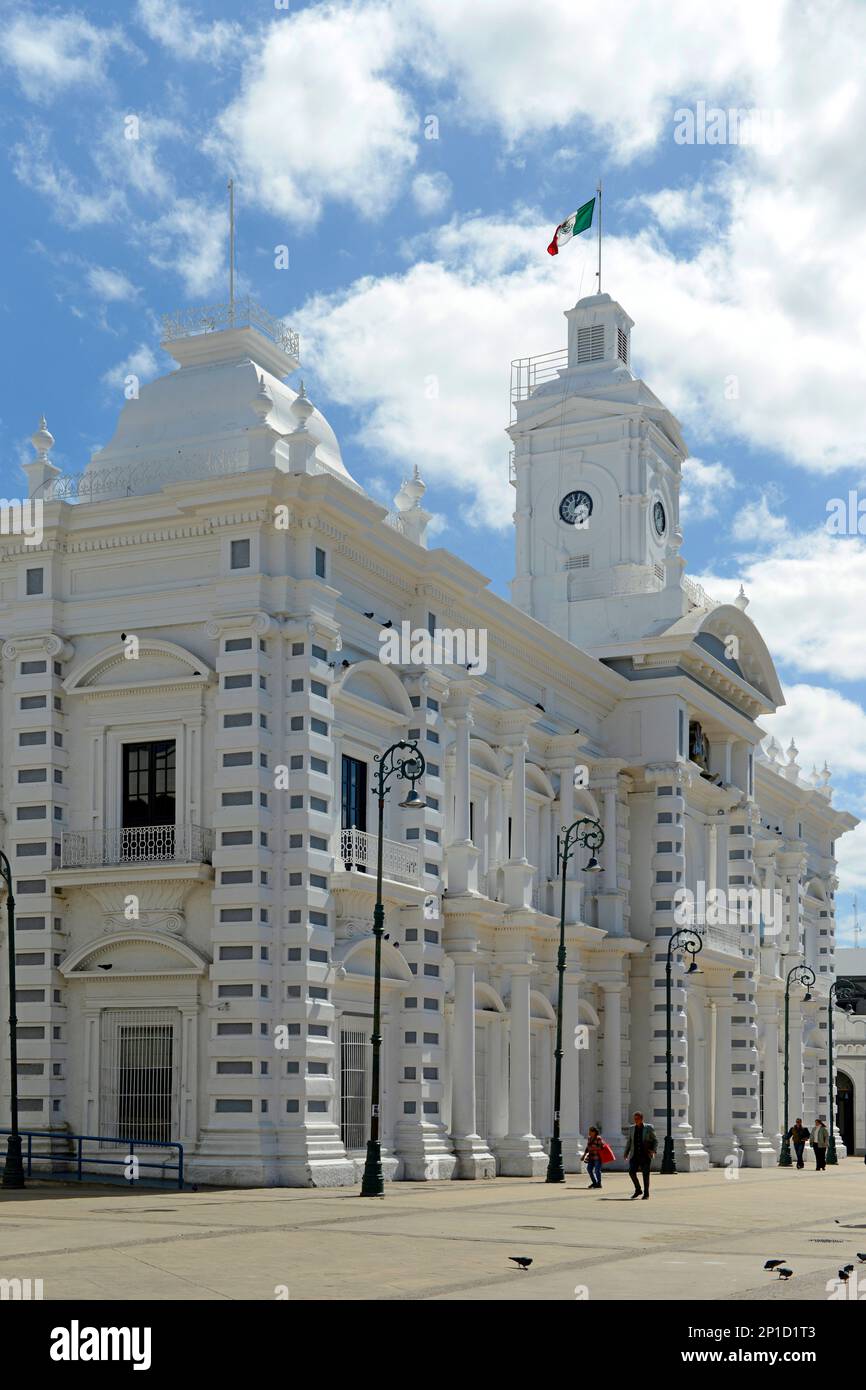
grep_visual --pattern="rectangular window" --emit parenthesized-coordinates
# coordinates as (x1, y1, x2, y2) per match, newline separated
(230, 539, 250, 570)
(26, 568, 44, 595)
(315, 547, 326, 578)
(341, 754, 367, 832)
(224, 637, 252, 652)
(122, 741, 176, 830)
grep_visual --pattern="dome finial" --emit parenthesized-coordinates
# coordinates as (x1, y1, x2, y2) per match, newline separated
(735, 583, 749, 611)
(31, 415, 55, 462)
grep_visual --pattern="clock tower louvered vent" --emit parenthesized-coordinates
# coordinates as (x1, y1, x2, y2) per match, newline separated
(617, 326, 629, 364)
(565, 554, 591, 570)
(577, 324, 605, 363)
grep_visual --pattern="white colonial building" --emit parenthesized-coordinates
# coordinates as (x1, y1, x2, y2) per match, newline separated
(0, 287, 857, 1186)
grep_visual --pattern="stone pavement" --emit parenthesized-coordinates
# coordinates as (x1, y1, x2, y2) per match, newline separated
(2, 1160, 865, 1301)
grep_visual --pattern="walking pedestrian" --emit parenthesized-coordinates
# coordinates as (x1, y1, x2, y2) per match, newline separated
(787, 1118, 809, 1169)
(811, 1117, 829, 1171)
(623, 1111, 657, 1200)
(582, 1126, 604, 1189)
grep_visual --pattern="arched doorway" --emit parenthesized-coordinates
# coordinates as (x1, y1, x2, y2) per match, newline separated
(837, 1071, 855, 1155)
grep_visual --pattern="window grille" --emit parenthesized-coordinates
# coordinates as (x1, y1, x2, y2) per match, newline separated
(100, 1009, 178, 1146)
(565, 554, 591, 569)
(340, 1021, 372, 1151)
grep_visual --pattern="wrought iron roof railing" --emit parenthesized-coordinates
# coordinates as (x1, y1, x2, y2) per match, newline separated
(33, 447, 249, 503)
(160, 297, 299, 360)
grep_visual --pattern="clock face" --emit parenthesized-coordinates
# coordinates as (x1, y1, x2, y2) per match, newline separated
(653, 499, 667, 537)
(559, 489, 593, 526)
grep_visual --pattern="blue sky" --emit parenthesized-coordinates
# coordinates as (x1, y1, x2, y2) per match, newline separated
(2, 0, 866, 934)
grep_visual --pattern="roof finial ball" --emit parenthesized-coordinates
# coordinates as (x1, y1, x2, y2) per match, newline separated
(24, 415, 60, 499)
(735, 584, 749, 611)
(31, 415, 55, 462)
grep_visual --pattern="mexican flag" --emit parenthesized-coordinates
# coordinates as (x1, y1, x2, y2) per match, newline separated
(547, 197, 595, 255)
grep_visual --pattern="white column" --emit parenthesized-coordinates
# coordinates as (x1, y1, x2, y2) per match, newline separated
(496, 965, 547, 1175)
(707, 997, 737, 1164)
(451, 955, 477, 1141)
(789, 1007, 805, 1125)
(444, 691, 480, 896)
(706, 821, 718, 894)
(602, 784, 618, 893)
(600, 982, 624, 1146)
(561, 971, 584, 1170)
(450, 951, 495, 1179)
(454, 714, 471, 843)
(762, 1012, 782, 1151)
(508, 969, 532, 1137)
(510, 740, 527, 861)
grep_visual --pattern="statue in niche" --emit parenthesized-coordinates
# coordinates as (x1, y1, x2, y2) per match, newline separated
(688, 720, 711, 773)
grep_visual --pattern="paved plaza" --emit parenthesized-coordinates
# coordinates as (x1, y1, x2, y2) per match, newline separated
(2, 1161, 866, 1301)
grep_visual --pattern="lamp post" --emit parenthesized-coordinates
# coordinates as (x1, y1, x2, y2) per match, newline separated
(778, 963, 815, 1167)
(545, 816, 604, 1184)
(360, 741, 426, 1198)
(0, 849, 25, 1188)
(660, 928, 703, 1175)
(827, 978, 858, 1165)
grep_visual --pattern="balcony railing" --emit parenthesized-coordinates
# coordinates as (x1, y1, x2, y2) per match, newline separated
(695, 922, 748, 956)
(160, 298, 299, 361)
(335, 828, 422, 887)
(61, 824, 214, 869)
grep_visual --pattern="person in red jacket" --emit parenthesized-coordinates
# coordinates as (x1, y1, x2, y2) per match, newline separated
(582, 1126, 605, 1189)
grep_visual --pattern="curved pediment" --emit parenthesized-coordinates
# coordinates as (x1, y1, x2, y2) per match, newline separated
(332, 660, 414, 721)
(337, 936, 413, 983)
(63, 639, 213, 696)
(60, 932, 209, 979)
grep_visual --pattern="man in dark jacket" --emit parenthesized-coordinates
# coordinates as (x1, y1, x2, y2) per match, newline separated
(623, 1111, 658, 1199)
(788, 1118, 809, 1169)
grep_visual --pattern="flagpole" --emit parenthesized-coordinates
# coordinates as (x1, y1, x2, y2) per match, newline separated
(597, 178, 602, 293)
(228, 177, 235, 324)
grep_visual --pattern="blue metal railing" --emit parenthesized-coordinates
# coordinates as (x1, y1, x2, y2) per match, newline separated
(0, 1129, 185, 1190)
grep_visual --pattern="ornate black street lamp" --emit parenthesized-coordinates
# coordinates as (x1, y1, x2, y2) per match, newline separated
(0, 850, 25, 1188)
(827, 978, 859, 1165)
(660, 928, 703, 1174)
(546, 817, 604, 1184)
(778, 962, 815, 1167)
(360, 741, 426, 1198)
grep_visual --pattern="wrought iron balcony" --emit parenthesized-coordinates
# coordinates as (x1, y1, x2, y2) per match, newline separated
(60, 824, 214, 869)
(335, 828, 422, 887)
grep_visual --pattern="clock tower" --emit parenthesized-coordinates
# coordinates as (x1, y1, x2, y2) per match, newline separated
(509, 293, 689, 650)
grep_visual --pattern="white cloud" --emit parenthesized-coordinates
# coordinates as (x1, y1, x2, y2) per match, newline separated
(730, 493, 789, 543)
(86, 265, 138, 302)
(215, 6, 417, 229)
(697, 529, 866, 682)
(101, 343, 159, 391)
(12, 128, 126, 226)
(294, 210, 568, 528)
(403, 0, 784, 158)
(762, 683, 866, 776)
(680, 457, 734, 520)
(2, 12, 127, 100)
(411, 171, 452, 217)
(144, 198, 226, 297)
(135, 0, 244, 63)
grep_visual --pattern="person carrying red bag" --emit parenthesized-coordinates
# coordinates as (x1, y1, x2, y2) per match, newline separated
(581, 1126, 615, 1189)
